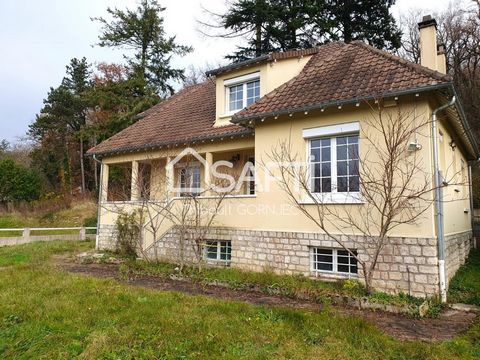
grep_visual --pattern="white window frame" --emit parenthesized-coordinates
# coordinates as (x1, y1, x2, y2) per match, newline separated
(310, 247, 358, 277)
(176, 162, 201, 196)
(203, 240, 232, 263)
(303, 122, 361, 204)
(224, 72, 260, 115)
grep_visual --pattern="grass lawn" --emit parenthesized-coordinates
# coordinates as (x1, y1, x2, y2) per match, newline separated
(0, 241, 479, 359)
(449, 249, 480, 306)
(123, 259, 430, 311)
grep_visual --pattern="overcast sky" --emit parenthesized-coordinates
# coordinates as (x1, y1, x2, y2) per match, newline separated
(0, 0, 460, 144)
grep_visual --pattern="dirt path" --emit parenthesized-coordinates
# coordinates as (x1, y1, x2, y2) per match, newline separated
(58, 261, 477, 343)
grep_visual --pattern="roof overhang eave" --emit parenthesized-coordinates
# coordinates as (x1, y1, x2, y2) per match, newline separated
(449, 86, 480, 159)
(205, 55, 271, 77)
(85, 129, 254, 159)
(231, 83, 454, 124)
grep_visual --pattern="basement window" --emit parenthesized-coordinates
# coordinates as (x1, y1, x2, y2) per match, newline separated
(204, 241, 232, 263)
(311, 247, 358, 275)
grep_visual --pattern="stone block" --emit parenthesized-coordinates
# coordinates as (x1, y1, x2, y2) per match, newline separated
(414, 274, 428, 284)
(418, 265, 437, 274)
(409, 246, 422, 256)
(389, 272, 402, 281)
(422, 247, 437, 257)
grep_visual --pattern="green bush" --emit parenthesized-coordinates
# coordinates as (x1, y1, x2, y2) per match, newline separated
(115, 211, 141, 259)
(83, 216, 97, 227)
(0, 159, 42, 204)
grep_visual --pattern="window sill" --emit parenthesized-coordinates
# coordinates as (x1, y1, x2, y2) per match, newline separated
(101, 200, 152, 205)
(300, 193, 364, 205)
(310, 270, 359, 280)
(219, 112, 237, 119)
(172, 194, 257, 200)
(204, 259, 231, 267)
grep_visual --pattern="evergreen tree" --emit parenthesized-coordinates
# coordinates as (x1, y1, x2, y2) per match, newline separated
(220, 0, 274, 61)
(29, 58, 93, 193)
(0, 159, 42, 205)
(92, 0, 192, 95)
(29, 85, 75, 192)
(86, 63, 159, 142)
(205, 0, 401, 61)
(323, 0, 402, 50)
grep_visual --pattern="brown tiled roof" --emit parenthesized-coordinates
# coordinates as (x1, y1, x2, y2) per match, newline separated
(87, 79, 251, 156)
(232, 41, 453, 123)
(88, 41, 464, 158)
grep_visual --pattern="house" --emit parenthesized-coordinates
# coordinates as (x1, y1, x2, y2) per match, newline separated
(87, 16, 478, 299)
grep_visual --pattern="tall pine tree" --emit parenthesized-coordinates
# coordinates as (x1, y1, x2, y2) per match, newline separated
(92, 0, 192, 95)
(205, 0, 401, 61)
(29, 58, 92, 193)
(323, 0, 402, 50)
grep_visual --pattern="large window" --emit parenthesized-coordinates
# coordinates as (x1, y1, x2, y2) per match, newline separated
(225, 73, 260, 113)
(311, 247, 358, 275)
(204, 241, 232, 263)
(310, 134, 359, 194)
(178, 166, 200, 196)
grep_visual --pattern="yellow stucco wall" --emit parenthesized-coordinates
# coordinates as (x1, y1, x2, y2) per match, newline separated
(99, 94, 474, 243)
(97, 62, 473, 246)
(436, 115, 472, 235)
(214, 56, 312, 126)
(240, 97, 437, 238)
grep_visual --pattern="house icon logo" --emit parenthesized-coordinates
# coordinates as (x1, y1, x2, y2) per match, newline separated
(166, 147, 209, 195)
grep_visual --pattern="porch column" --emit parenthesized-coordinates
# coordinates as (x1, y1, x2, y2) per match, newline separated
(100, 163, 109, 203)
(205, 152, 213, 190)
(131, 160, 139, 201)
(166, 156, 174, 197)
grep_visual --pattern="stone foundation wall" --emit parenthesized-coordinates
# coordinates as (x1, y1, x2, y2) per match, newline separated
(97, 223, 473, 298)
(444, 231, 473, 286)
(97, 224, 117, 251)
(142, 226, 441, 298)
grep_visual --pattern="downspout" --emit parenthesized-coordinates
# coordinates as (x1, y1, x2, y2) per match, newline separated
(432, 96, 456, 303)
(93, 154, 103, 250)
(468, 163, 476, 249)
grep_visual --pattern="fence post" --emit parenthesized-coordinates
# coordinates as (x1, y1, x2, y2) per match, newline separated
(22, 228, 31, 243)
(79, 227, 86, 241)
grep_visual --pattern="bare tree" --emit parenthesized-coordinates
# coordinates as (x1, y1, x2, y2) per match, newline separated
(398, 2, 480, 137)
(101, 150, 243, 271)
(398, 8, 422, 63)
(155, 153, 241, 271)
(266, 102, 463, 294)
(181, 62, 225, 87)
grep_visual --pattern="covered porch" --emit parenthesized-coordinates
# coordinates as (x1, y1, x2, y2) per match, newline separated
(99, 146, 256, 203)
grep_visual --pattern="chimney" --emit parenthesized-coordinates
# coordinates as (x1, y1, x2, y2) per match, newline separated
(418, 15, 446, 74)
(436, 43, 446, 74)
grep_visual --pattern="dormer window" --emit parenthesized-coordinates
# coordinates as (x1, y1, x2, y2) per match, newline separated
(224, 72, 260, 114)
